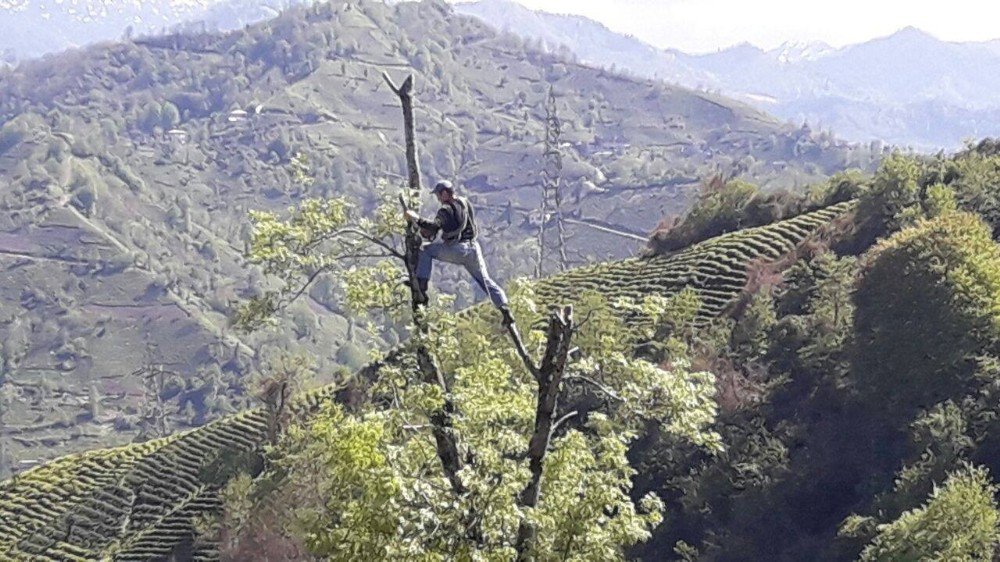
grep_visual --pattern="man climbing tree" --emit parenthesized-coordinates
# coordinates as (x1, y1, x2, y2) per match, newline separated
(226, 73, 722, 561)
(404, 179, 515, 327)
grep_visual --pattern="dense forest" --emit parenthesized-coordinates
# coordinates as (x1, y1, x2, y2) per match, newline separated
(10, 1, 1000, 561)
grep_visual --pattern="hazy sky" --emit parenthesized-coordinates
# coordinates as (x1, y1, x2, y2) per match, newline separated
(454, 0, 1000, 53)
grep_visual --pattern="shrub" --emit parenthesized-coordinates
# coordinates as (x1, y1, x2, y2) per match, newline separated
(854, 212, 1000, 413)
(858, 466, 1000, 562)
(648, 176, 812, 255)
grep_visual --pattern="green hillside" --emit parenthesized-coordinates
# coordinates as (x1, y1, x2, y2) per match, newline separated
(6, 1, 1000, 559)
(0, 0, 877, 469)
(6, 140, 1000, 560)
(0, 201, 854, 560)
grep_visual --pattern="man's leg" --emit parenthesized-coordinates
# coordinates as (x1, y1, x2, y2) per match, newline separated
(416, 242, 442, 303)
(417, 242, 466, 301)
(461, 241, 509, 310)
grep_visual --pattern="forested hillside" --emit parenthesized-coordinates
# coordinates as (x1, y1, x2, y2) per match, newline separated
(8, 1, 1000, 561)
(0, 0, 875, 470)
(0, 0, 313, 63)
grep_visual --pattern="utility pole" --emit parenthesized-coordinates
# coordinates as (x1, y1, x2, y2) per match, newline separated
(0, 362, 9, 480)
(536, 85, 568, 277)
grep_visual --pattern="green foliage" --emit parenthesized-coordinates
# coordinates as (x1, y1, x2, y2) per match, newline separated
(648, 176, 826, 255)
(234, 284, 719, 560)
(859, 152, 924, 231)
(923, 183, 958, 218)
(218, 177, 837, 558)
(777, 252, 857, 379)
(525, 423, 664, 560)
(855, 212, 1000, 413)
(946, 146, 1000, 235)
(892, 402, 975, 507)
(815, 168, 869, 204)
(858, 466, 1000, 562)
(828, 148, 1000, 246)
(0, 0, 893, 554)
(650, 177, 758, 253)
(234, 190, 405, 330)
(630, 247, 862, 561)
(343, 260, 408, 314)
(0, 0, 874, 475)
(0, 200, 858, 560)
(731, 289, 777, 363)
(287, 151, 314, 189)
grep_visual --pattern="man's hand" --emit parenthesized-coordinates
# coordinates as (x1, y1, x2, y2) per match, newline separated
(404, 210, 420, 223)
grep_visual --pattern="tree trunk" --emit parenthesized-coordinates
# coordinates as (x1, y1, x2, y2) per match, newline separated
(382, 73, 427, 310)
(383, 72, 466, 495)
(515, 306, 575, 560)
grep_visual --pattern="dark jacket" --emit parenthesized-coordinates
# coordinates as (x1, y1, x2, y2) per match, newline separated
(417, 196, 477, 243)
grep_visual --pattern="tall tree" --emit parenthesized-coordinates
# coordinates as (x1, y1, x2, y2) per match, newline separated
(227, 74, 721, 556)
(854, 211, 1000, 416)
(383, 72, 467, 494)
(855, 466, 1000, 561)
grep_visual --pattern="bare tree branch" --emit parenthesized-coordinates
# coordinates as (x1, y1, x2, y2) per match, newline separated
(287, 266, 333, 305)
(551, 410, 578, 434)
(506, 322, 540, 380)
(570, 309, 596, 332)
(562, 217, 648, 242)
(306, 227, 404, 260)
(565, 373, 626, 403)
(268, 249, 399, 319)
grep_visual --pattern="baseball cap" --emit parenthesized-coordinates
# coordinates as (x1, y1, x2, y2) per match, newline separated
(432, 180, 453, 194)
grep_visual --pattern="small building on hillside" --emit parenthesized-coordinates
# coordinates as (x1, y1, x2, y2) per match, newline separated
(227, 109, 249, 123)
(166, 129, 189, 145)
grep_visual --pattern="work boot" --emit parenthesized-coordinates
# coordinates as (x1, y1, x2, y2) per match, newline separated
(500, 306, 515, 328)
(416, 278, 429, 306)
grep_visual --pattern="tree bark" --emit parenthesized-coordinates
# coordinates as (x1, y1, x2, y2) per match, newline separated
(383, 72, 466, 495)
(382, 72, 427, 310)
(515, 306, 575, 560)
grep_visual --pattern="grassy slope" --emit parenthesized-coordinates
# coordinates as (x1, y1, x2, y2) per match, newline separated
(0, 200, 854, 560)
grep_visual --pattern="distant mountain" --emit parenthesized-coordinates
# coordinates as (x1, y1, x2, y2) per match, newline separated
(450, 0, 710, 86)
(0, 0, 311, 61)
(770, 40, 835, 65)
(457, 0, 1000, 150)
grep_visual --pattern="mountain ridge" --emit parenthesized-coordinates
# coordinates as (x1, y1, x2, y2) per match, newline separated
(456, 0, 1000, 150)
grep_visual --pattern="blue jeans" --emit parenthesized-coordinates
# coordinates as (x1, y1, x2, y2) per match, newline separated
(417, 240, 508, 309)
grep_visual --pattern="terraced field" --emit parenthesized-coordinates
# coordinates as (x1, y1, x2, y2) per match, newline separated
(0, 201, 854, 561)
(533, 201, 852, 322)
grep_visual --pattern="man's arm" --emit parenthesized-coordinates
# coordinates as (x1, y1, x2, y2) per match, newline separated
(405, 208, 448, 235)
(405, 207, 449, 240)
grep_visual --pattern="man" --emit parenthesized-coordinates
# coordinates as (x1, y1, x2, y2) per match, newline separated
(404, 180, 515, 327)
